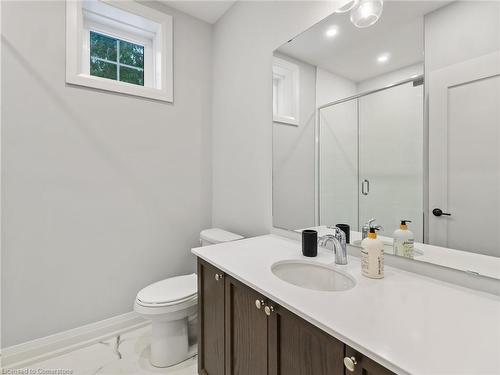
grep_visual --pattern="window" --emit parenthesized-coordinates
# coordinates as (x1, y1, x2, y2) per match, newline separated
(66, 0, 173, 102)
(90, 31, 144, 86)
(273, 57, 300, 126)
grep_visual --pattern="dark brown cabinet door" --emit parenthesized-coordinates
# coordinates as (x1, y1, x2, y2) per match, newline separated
(198, 259, 226, 375)
(268, 305, 344, 375)
(344, 346, 395, 375)
(224, 276, 269, 375)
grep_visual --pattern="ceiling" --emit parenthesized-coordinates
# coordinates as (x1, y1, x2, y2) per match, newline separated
(159, 1, 236, 24)
(277, 1, 451, 82)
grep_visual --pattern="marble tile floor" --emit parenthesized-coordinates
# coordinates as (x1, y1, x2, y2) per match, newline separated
(10, 325, 197, 375)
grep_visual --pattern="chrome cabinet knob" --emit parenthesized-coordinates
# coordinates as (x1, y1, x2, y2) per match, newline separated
(344, 356, 357, 372)
(255, 299, 265, 310)
(214, 273, 223, 281)
(264, 305, 275, 316)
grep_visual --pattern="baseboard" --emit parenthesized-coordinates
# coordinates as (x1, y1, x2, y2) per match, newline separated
(1, 311, 149, 368)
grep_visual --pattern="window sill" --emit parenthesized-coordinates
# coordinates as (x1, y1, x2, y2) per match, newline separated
(66, 73, 173, 102)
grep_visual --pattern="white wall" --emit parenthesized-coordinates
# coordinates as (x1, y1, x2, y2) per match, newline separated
(425, 1, 500, 72)
(211, 1, 340, 237)
(272, 53, 316, 230)
(1, 1, 212, 347)
(316, 68, 357, 106)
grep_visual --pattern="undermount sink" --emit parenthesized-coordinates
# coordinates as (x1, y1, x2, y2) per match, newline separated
(352, 240, 424, 257)
(271, 260, 356, 292)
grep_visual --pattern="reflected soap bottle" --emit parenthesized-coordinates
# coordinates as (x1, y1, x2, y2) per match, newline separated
(393, 220, 414, 259)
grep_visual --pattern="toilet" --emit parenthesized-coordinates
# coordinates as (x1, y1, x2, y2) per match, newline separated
(134, 228, 243, 367)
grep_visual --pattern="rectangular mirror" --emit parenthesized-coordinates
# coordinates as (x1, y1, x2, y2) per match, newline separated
(272, 0, 500, 279)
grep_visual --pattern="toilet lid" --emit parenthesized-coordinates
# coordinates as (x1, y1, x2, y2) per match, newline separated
(137, 273, 197, 305)
(200, 228, 243, 244)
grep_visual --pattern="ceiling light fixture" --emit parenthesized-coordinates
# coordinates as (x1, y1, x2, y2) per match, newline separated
(325, 26, 339, 38)
(377, 53, 390, 63)
(336, 0, 359, 13)
(350, 0, 384, 28)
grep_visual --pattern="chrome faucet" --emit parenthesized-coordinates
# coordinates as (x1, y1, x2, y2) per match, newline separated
(318, 226, 348, 265)
(361, 218, 383, 240)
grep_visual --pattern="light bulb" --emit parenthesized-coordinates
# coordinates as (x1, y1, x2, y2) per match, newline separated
(350, 0, 384, 28)
(336, 0, 359, 13)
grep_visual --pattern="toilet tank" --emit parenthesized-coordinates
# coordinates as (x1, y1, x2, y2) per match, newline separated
(200, 228, 243, 246)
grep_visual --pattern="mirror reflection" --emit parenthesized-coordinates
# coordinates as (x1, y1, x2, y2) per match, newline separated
(272, 1, 500, 278)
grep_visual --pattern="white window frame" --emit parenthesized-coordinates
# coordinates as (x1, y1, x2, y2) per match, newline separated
(273, 57, 300, 126)
(66, 0, 173, 102)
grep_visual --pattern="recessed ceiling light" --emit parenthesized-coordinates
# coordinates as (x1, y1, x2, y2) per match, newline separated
(325, 26, 339, 38)
(377, 53, 390, 63)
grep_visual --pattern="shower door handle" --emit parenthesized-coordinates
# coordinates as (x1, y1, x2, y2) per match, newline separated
(361, 179, 370, 196)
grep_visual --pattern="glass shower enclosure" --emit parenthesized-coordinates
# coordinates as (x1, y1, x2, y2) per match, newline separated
(318, 78, 424, 241)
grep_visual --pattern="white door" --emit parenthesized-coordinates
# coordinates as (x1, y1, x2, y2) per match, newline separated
(428, 52, 500, 257)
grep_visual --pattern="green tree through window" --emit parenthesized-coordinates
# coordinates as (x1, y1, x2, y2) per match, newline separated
(90, 31, 144, 86)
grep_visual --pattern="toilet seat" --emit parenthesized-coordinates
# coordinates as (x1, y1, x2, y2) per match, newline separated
(136, 273, 197, 307)
(136, 293, 197, 308)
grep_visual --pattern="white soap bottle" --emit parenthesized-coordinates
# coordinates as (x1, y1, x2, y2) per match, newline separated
(361, 228, 384, 279)
(393, 220, 414, 259)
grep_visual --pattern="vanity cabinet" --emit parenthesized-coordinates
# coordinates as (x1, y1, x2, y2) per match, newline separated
(198, 260, 226, 375)
(197, 259, 395, 375)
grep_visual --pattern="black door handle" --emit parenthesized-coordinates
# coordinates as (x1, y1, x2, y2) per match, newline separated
(433, 208, 451, 217)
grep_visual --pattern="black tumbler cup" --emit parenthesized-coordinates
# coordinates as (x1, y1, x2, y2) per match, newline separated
(302, 230, 318, 257)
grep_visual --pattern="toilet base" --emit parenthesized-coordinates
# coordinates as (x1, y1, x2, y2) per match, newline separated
(150, 318, 197, 368)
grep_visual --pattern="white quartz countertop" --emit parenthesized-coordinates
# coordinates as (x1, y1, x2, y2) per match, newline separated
(192, 234, 500, 375)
